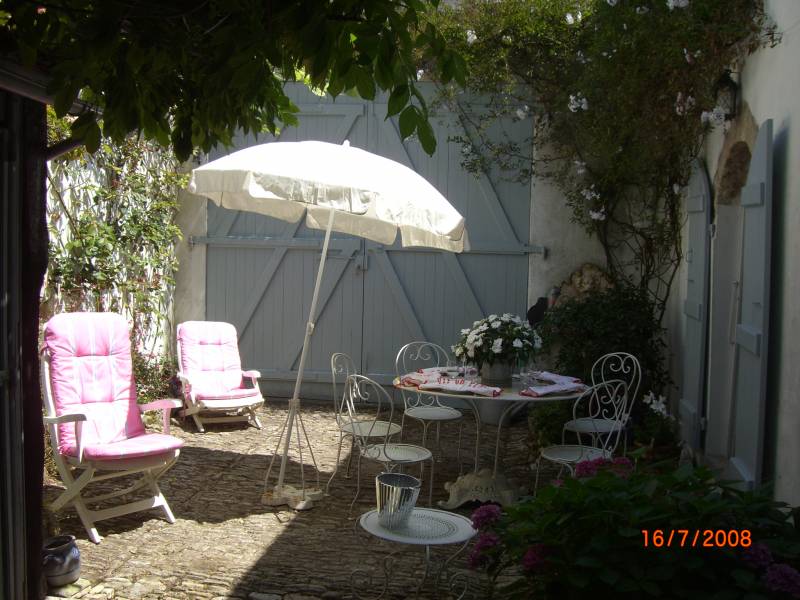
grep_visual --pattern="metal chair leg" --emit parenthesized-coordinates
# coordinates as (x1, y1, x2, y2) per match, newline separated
(428, 458, 434, 507)
(345, 436, 355, 477)
(349, 453, 363, 515)
(326, 431, 347, 493)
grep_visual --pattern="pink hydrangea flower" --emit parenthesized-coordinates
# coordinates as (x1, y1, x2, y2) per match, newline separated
(467, 532, 501, 570)
(522, 544, 548, 573)
(741, 542, 773, 569)
(470, 503, 502, 530)
(763, 563, 800, 596)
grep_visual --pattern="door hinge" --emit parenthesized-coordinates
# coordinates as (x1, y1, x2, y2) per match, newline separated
(709, 223, 716, 239)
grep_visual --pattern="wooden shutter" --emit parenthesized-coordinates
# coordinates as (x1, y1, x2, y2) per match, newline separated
(729, 119, 773, 488)
(680, 160, 711, 449)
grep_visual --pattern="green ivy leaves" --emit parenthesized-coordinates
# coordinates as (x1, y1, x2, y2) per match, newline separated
(5, 0, 466, 161)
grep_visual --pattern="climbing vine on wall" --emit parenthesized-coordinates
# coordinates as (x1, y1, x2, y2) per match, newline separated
(44, 107, 187, 354)
(433, 0, 777, 321)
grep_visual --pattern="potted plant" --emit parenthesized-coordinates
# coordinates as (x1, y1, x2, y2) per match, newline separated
(452, 313, 540, 386)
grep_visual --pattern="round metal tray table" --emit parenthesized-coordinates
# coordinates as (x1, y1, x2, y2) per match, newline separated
(353, 508, 476, 599)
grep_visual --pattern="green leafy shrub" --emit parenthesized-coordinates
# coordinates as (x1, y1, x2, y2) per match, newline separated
(527, 402, 573, 458)
(470, 462, 800, 599)
(132, 351, 180, 405)
(537, 284, 669, 393)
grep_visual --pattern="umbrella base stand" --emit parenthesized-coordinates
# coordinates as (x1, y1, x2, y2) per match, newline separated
(262, 398, 323, 510)
(261, 484, 324, 511)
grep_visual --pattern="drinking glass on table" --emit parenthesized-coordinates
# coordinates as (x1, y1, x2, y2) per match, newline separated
(462, 358, 477, 383)
(519, 357, 536, 388)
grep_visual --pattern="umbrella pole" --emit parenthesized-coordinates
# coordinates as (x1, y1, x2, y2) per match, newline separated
(268, 209, 335, 509)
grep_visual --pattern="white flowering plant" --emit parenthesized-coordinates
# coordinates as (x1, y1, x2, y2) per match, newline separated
(451, 313, 541, 368)
(636, 391, 679, 448)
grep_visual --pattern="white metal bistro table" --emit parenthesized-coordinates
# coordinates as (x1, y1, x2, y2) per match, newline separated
(394, 378, 582, 507)
(352, 507, 476, 599)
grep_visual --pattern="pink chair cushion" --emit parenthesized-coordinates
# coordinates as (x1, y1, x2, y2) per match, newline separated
(195, 388, 262, 402)
(177, 321, 247, 395)
(44, 313, 145, 458)
(82, 433, 183, 460)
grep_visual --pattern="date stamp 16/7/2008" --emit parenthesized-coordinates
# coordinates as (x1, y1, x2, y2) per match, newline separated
(641, 529, 752, 548)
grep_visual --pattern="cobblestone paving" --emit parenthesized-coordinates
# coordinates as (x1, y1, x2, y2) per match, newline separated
(44, 402, 553, 599)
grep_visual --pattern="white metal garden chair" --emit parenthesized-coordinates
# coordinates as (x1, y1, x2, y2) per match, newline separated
(344, 374, 434, 510)
(395, 341, 463, 457)
(41, 312, 184, 543)
(326, 352, 401, 492)
(562, 352, 641, 453)
(533, 379, 628, 493)
(176, 321, 264, 432)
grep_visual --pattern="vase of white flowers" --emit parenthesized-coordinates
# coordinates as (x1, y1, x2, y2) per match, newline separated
(452, 313, 541, 387)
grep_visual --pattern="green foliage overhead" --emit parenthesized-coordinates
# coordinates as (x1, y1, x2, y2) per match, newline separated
(433, 0, 776, 317)
(471, 462, 800, 598)
(1, 0, 466, 159)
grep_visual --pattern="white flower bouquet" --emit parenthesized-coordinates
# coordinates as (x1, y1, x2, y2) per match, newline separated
(452, 313, 541, 368)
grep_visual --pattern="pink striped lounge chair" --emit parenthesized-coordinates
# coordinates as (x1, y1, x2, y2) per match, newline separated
(176, 321, 264, 432)
(41, 312, 184, 543)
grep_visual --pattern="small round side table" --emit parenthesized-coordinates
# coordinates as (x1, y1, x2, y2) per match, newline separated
(352, 508, 476, 599)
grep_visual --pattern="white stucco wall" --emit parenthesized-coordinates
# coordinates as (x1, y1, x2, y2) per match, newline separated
(665, 0, 800, 503)
(173, 188, 207, 327)
(527, 167, 605, 306)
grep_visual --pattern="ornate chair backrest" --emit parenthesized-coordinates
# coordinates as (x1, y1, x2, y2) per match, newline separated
(176, 321, 243, 396)
(590, 352, 642, 421)
(343, 374, 395, 453)
(331, 352, 357, 424)
(570, 379, 628, 454)
(395, 341, 451, 376)
(41, 312, 144, 457)
(394, 342, 452, 409)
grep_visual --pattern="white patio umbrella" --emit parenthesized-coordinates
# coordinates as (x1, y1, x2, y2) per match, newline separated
(188, 140, 469, 509)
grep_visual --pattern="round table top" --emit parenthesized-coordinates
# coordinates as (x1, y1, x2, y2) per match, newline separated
(393, 377, 582, 403)
(359, 508, 476, 546)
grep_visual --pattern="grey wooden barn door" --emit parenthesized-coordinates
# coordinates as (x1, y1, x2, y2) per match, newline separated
(680, 161, 711, 449)
(361, 104, 531, 380)
(729, 119, 773, 488)
(205, 87, 368, 397)
(203, 84, 532, 395)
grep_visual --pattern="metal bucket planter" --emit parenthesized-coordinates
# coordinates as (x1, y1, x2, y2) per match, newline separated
(376, 472, 421, 530)
(42, 535, 80, 587)
(480, 361, 513, 387)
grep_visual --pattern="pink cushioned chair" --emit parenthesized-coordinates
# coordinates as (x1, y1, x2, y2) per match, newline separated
(176, 321, 264, 432)
(41, 312, 184, 544)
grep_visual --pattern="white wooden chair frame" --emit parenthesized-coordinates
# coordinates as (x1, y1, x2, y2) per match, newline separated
(176, 337, 263, 432)
(41, 349, 182, 544)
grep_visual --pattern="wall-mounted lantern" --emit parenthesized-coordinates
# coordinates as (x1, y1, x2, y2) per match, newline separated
(714, 70, 739, 121)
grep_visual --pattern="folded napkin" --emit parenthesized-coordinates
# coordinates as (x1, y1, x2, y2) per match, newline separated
(531, 370, 582, 384)
(520, 381, 586, 397)
(400, 372, 439, 386)
(418, 377, 501, 397)
(417, 366, 447, 376)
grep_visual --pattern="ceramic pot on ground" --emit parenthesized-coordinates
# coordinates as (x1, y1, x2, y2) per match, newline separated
(480, 361, 513, 387)
(42, 535, 80, 587)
